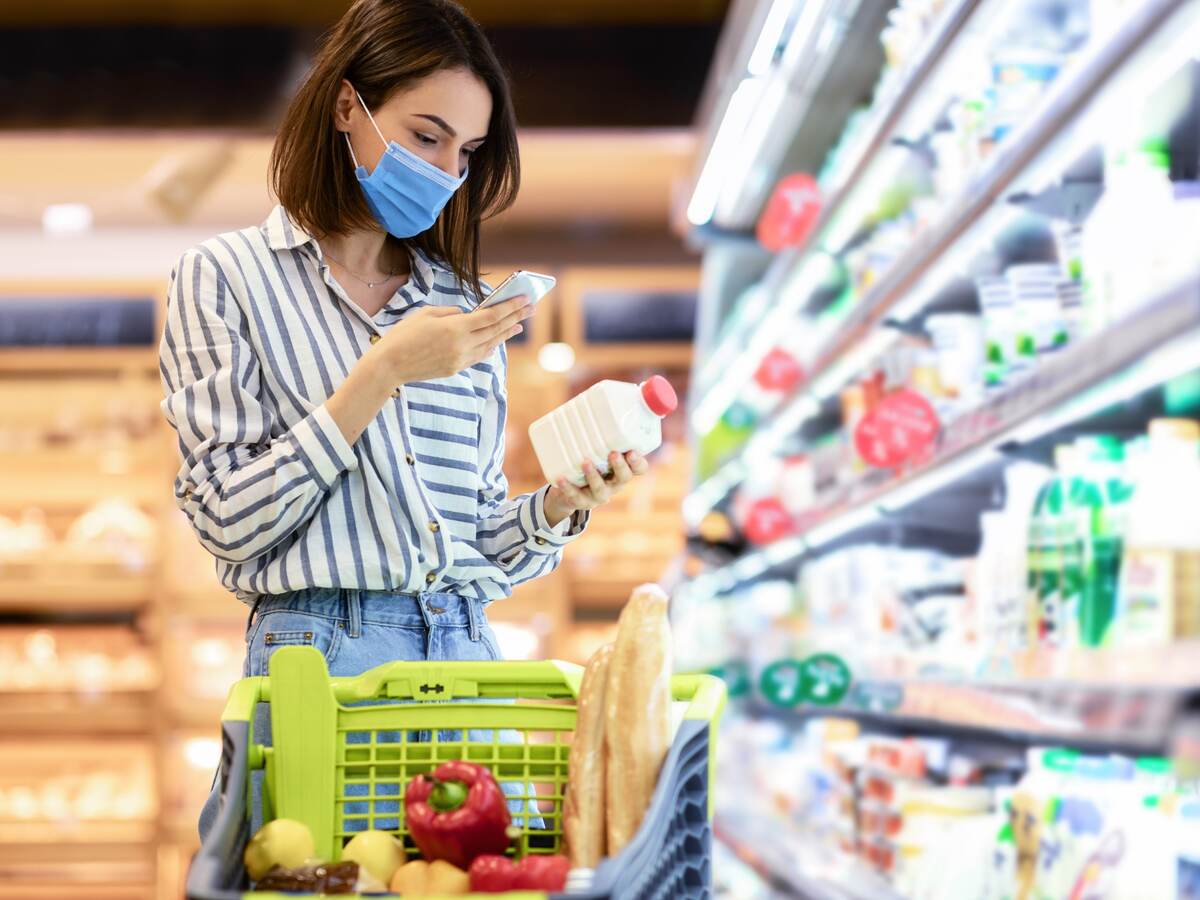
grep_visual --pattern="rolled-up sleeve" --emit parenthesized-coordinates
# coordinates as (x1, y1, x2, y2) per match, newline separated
(158, 248, 358, 564)
(473, 344, 587, 587)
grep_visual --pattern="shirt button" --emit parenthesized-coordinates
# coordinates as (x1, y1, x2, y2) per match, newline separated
(426, 572, 437, 585)
(391, 387, 403, 399)
(535, 536, 547, 546)
(369, 333, 382, 345)
(429, 521, 441, 533)
(406, 454, 416, 466)
(182, 488, 193, 501)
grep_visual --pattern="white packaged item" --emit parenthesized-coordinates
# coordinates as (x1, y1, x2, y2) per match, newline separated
(529, 376, 678, 487)
(975, 275, 1017, 390)
(1116, 418, 1200, 645)
(1007, 263, 1067, 356)
(925, 313, 985, 406)
(1082, 146, 1175, 331)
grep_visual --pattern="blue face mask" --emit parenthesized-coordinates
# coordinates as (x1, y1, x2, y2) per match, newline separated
(346, 88, 467, 239)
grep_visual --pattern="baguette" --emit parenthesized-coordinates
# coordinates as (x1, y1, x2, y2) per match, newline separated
(564, 642, 614, 869)
(605, 584, 672, 856)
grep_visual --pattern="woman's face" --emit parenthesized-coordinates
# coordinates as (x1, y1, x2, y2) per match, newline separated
(338, 67, 492, 179)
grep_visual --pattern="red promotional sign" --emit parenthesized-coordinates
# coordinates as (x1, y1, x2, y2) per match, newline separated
(757, 173, 822, 252)
(753, 347, 804, 392)
(743, 497, 794, 546)
(853, 389, 941, 469)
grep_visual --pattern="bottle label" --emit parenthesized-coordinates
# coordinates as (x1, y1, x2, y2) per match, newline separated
(1120, 548, 1174, 642)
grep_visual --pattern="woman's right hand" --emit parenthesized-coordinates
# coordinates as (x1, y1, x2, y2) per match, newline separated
(373, 296, 533, 384)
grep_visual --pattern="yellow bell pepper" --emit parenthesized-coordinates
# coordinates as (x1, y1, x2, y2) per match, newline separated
(389, 859, 470, 895)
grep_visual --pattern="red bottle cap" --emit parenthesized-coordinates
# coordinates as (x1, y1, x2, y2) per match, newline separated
(640, 376, 678, 417)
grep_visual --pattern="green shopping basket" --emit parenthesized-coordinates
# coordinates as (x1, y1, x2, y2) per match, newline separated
(186, 646, 726, 900)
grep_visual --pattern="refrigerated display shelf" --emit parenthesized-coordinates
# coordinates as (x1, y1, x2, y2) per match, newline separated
(692, 268, 1200, 595)
(688, 0, 1195, 516)
(752, 670, 1183, 754)
(715, 808, 901, 900)
(695, 0, 985, 400)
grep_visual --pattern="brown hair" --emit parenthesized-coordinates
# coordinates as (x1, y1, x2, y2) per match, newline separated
(270, 0, 520, 298)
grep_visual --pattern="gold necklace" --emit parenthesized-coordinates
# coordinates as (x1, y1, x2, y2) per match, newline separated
(322, 248, 402, 289)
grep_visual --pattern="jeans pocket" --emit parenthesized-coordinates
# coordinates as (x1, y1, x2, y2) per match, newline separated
(247, 611, 341, 677)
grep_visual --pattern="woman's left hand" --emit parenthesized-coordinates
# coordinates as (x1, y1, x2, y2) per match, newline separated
(544, 451, 650, 523)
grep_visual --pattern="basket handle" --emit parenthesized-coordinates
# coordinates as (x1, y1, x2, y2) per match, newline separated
(671, 673, 728, 724)
(256, 655, 586, 704)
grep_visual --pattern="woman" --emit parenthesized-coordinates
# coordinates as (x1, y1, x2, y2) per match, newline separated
(160, 0, 649, 835)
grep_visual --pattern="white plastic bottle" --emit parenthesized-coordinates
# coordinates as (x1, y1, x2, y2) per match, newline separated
(529, 376, 678, 487)
(1116, 419, 1200, 645)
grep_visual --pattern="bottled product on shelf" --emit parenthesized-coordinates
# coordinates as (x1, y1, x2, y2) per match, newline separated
(1116, 418, 1200, 645)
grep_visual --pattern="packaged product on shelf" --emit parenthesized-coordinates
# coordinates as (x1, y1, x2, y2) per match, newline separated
(1007, 262, 1068, 359)
(976, 274, 1018, 391)
(1026, 445, 1077, 649)
(1071, 436, 1130, 648)
(925, 313, 986, 411)
(1081, 140, 1175, 332)
(1116, 418, 1200, 645)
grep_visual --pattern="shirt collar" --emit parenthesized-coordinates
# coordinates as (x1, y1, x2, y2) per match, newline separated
(262, 205, 316, 251)
(264, 205, 442, 295)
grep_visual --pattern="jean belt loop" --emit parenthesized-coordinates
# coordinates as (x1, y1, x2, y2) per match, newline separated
(466, 596, 482, 643)
(245, 595, 264, 640)
(416, 592, 436, 630)
(345, 589, 363, 639)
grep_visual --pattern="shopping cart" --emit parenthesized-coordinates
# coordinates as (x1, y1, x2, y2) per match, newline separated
(186, 646, 726, 900)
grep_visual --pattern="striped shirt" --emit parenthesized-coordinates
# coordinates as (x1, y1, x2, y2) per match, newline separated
(159, 204, 587, 606)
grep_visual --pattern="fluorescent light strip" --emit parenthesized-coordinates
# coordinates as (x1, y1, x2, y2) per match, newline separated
(687, 77, 768, 226)
(779, 0, 829, 70)
(1012, 326, 1200, 446)
(748, 0, 796, 76)
(691, 254, 829, 434)
(745, 392, 821, 465)
(877, 444, 997, 513)
(683, 457, 749, 527)
(802, 502, 882, 550)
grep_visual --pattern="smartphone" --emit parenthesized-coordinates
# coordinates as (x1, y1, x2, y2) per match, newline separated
(475, 270, 557, 312)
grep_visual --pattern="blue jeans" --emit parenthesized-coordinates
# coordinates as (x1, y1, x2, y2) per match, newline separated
(197, 588, 529, 842)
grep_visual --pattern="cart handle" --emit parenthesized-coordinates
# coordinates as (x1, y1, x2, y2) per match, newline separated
(221, 655, 726, 725)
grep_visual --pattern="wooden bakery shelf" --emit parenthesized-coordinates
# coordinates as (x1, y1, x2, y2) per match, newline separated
(0, 690, 155, 735)
(0, 568, 153, 613)
(0, 819, 157, 846)
(0, 470, 164, 510)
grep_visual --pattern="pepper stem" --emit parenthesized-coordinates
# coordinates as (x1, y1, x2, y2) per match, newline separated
(427, 777, 468, 813)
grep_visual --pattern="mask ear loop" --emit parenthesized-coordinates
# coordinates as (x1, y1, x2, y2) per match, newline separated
(355, 88, 390, 149)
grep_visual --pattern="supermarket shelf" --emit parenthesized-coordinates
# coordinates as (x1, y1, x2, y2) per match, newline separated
(0, 570, 153, 613)
(751, 667, 1186, 754)
(694, 0, 985, 401)
(0, 690, 155, 735)
(691, 268, 1200, 597)
(0, 820, 157, 846)
(687, 0, 1195, 512)
(715, 808, 901, 900)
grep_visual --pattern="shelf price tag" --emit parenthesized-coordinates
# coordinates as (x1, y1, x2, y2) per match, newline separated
(799, 653, 852, 706)
(708, 661, 751, 699)
(759, 659, 806, 708)
(756, 173, 822, 252)
(853, 388, 940, 469)
(743, 497, 793, 546)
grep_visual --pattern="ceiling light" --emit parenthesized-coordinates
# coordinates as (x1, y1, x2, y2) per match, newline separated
(42, 203, 93, 236)
(538, 342, 576, 373)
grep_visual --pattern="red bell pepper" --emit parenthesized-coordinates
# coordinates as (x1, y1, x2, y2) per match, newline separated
(468, 854, 571, 892)
(404, 761, 511, 869)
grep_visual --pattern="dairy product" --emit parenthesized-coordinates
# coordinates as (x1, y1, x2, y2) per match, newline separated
(529, 376, 678, 487)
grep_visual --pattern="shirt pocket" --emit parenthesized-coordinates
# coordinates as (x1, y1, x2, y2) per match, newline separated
(248, 611, 341, 677)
